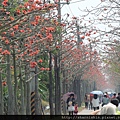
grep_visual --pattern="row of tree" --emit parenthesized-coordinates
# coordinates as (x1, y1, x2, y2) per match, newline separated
(0, 0, 119, 115)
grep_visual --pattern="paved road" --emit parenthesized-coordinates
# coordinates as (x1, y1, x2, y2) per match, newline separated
(78, 108, 94, 115)
(78, 104, 102, 115)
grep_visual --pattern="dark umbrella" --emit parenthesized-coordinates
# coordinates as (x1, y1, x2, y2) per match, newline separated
(62, 92, 77, 102)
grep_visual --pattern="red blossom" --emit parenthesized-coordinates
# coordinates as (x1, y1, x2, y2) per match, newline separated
(46, 33, 53, 40)
(2, 50, 10, 55)
(79, 41, 83, 44)
(10, 32, 15, 37)
(34, 50, 40, 55)
(10, 16, 14, 21)
(10, 66, 14, 69)
(22, 10, 27, 14)
(24, 44, 29, 47)
(40, 67, 45, 71)
(72, 16, 77, 19)
(85, 52, 89, 55)
(13, 25, 19, 30)
(44, 68, 50, 71)
(16, 9, 21, 14)
(80, 36, 85, 39)
(30, 62, 37, 68)
(2, 32, 6, 35)
(5, 39, 9, 44)
(2, 0, 8, 6)
(2, 81, 7, 86)
(56, 45, 60, 49)
(20, 30, 25, 33)
(38, 59, 43, 63)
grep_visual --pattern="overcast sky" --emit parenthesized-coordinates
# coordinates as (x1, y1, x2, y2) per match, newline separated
(61, 0, 101, 18)
(60, 0, 113, 34)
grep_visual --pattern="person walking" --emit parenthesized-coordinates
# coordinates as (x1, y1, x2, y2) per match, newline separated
(102, 93, 109, 107)
(74, 103, 78, 115)
(87, 94, 90, 110)
(66, 94, 75, 115)
(84, 93, 88, 109)
(111, 93, 117, 99)
(105, 92, 110, 99)
(92, 94, 100, 111)
(88, 94, 93, 110)
(89, 94, 93, 110)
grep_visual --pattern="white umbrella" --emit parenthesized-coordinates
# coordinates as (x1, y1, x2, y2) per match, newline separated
(107, 92, 111, 94)
(90, 90, 103, 95)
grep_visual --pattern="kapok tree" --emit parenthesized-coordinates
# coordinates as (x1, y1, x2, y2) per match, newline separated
(76, 0, 120, 90)
(0, 0, 59, 115)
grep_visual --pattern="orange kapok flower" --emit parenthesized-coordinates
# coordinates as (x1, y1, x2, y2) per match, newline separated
(2, 81, 7, 86)
(30, 62, 37, 68)
(38, 59, 43, 63)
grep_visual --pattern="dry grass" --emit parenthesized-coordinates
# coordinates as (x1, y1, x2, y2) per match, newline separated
(41, 100, 49, 106)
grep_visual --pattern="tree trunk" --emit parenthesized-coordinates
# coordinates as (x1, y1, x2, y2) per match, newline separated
(0, 72, 3, 115)
(77, 79, 81, 107)
(24, 81, 27, 115)
(57, 66, 61, 115)
(62, 78, 66, 115)
(13, 47, 18, 114)
(49, 52, 54, 115)
(73, 79, 77, 95)
(82, 80, 85, 102)
(35, 66, 40, 115)
(6, 45, 14, 115)
(25, 65, 31, 115)
(54, 55, 58, 115)
(19, 64, 25, 115)
(66, 83, 69, 93)
(54, 55, 61, 115)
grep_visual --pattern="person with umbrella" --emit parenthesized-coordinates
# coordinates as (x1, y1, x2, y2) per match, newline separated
(92, 94, 100, 111)
(66, 94, 75, 115)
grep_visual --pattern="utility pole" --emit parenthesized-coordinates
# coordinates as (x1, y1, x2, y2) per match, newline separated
(54, 0, 69, 115)
(75, 20, 82, 107)
(54, 0, 62, 115)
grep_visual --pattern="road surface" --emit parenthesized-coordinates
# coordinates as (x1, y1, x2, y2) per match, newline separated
(78, 108, 94, 115)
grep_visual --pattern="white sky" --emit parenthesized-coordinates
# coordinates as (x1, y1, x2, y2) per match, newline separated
(61, 0, 101, 18)
(61, 0, 110, 31)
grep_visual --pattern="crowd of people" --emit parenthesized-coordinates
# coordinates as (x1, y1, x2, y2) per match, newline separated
(66, 92, 120, 115)
(84, 92, 120, 115)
